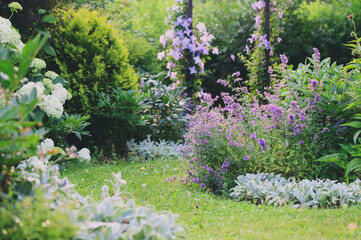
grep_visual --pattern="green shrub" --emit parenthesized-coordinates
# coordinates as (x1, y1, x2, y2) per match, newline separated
(0, 0, 64, 40)
(48, 7, 138, 117)
(0, 196, 77, 240)
(279, 0, 361, 66)
(118, 30, 161, 74)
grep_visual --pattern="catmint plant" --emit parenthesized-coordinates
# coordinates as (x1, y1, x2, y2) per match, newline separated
(182, 54, 334, 192)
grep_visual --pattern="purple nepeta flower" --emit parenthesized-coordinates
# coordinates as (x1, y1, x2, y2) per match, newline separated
(257, 138, 267, 150)
(200, 183, 206, 188)
(244, 155, 251, 160)
(313, 135, 319, 141)
(193, 177, 200, 183)
(250, 133, 257, 139)
(298, 140, 304, 145)
(220, 159, 230, 173)
(309, 79, 318, 89)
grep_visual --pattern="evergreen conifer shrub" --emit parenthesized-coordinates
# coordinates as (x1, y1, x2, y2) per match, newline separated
(48, 7, 138, 117)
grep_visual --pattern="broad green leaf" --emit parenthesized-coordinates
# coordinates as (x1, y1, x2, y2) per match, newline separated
(345, 158, 361, 176)
(42, 15, 57, 23)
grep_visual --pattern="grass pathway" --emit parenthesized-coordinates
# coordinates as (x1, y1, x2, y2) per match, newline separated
(61, 158, 361, 239)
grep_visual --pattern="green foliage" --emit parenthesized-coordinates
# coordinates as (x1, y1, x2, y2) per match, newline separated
(0, 195, 77, 240)
(45, 112, 90, 147)
(0, 0, 63, 41)
(141, 72, 190, 141)
(96, 88, 148, 153)
(195, 0, 254, 95)
(279, 0, 361, 66)
(48, 7, 138, 118)
(62, 158, 361, 240)
(0, 35, 48, 167)
(118, 30, 161, 74)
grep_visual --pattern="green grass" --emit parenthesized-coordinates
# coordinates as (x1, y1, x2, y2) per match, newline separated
(61, 158, 361, 240)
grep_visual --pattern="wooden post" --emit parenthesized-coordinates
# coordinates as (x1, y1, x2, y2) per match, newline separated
(264, 0, 271, 88)
(186, 0, 194, 98)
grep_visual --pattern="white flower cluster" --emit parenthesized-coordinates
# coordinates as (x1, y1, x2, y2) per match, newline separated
(0, 16, 24, 51)
(17, 138, 55, 183)
(40, 138, 55, 153)
(17, 82, 45, 98)
(45, 71, 59, 80)
(16, 79, 71, 119)
(30, 58, 46, 74)
(78, 148, 91, 163)
(39, 94, 64, 119)
(53, 83, 68, 104)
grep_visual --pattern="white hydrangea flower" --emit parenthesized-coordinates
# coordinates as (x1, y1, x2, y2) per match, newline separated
(0, 72, 9, 80)
(78, 148, 91, 163)
(39, 94, 64, 118)
(42, 78, 54, 91)
(17, 82, 44, 98)
(40, 138, 54, 153)
(45, 71, 59, 80)
(0, 16, 24, 51)
(30, 58, 46, 73)
(52, 83, 68, 104)
(0, 17, 11, 28)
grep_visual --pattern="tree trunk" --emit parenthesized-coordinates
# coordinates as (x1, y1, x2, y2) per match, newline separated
(264, 0, 271, 88)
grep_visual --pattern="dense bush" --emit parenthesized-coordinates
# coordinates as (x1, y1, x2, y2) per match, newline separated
(95, 72, 190, 154)
(279, 0, 361, 66)
(0, 196, 77, 240)
(47, 7, 138, 116)
(183, 50, 358, 193)
(46, 7, 138, 149)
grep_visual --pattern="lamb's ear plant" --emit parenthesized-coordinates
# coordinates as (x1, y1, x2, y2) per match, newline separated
(230, 172, 361, 208)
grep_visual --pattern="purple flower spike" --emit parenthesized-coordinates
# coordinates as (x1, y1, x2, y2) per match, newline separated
(257, 138, 267, 150)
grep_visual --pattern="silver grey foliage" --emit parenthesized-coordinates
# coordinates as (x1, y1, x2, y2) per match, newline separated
(230, 173, 361, 208)
(127, 135, 183, 159)
(19, 159, 183, 239)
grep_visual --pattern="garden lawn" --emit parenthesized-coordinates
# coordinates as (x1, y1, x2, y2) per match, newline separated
(61, 158, 361, 240)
